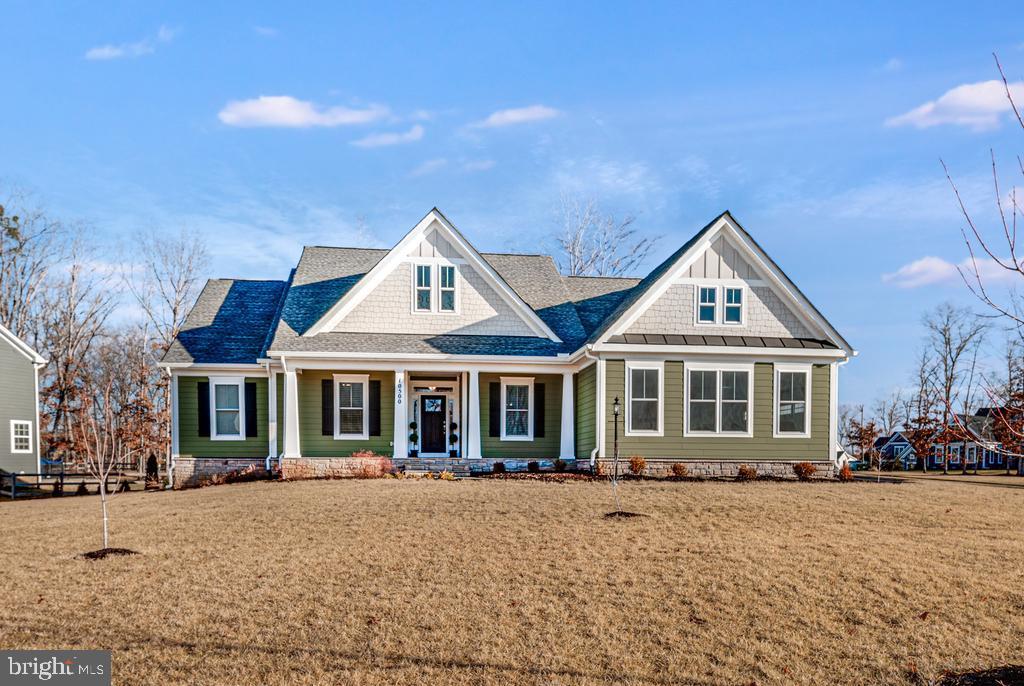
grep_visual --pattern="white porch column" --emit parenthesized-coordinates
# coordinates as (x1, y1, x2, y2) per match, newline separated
(466, 369, 482, 459)
(267, 371, 278, 459)
(560, 371, 575, 460)
(392, 369, 407, 458)
(283, 367, 301, 458)
(168, 372, 179, 489)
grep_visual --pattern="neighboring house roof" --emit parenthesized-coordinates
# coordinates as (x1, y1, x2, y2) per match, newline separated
(162, 279, 288, 364)
(0, 323, 46, 364)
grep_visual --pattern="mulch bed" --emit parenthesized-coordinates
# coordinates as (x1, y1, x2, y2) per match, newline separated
(603, 510, 649, 519)
(478, 472, 603, 482)
(77, 548, 140, 561)
(938, 666, 1024, 685)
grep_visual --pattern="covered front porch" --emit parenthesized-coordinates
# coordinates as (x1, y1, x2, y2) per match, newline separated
(271, 360, 579, 467)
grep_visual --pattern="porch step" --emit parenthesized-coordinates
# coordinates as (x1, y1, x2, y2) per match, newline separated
(396, 458, 472, 477)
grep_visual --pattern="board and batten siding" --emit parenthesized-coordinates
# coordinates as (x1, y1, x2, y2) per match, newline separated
(575, 364, 597, 459)
(480, 373, 562, 458)
(297, 370, 395, 457)
(0, 338, 39, 472)
(603, 360, 830, 460)
(177, 376, 269, 458)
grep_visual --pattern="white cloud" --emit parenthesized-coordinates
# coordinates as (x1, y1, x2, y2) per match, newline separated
(882, 57, 903, 72)
(472, 105, 561, 128)
(351, 124, 424, 148)
(553, 157, 661, 199)
(218, 96, 390, 128)
(85, 25, 177, 60)
(886, 79, 1024, 131)
(882, 255, 1018, 288)
(253, 26, 278, 37)
(464, 159, 496, 172)
(410, 158, 447, 176)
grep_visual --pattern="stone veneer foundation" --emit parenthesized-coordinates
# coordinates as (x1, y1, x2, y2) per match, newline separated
(595, 458, 835, 479)
(172, 457, 268, 489)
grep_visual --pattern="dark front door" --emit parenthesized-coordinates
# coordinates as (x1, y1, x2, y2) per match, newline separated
(420, 395, 446, 454)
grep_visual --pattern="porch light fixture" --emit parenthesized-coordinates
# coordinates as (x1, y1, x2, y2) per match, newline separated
(613, 396, 621, 416)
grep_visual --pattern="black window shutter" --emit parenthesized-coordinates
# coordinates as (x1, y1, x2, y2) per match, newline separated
(245, 382, 258, 438)
(321, 379, 334, 436)
(488, 382, 501, 437)
(197, 381, 210, 437)
(368, 379, 381, 436)
(534, 383, 545, 438)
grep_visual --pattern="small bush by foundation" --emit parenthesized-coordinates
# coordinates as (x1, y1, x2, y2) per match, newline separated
(527, 461, 540, 473)
(553, 458, 567, 472)
(736, 464, 757, 482)
(838, 463, 855, 482)
(492, 462, 506, 474)
(628, 455, 647, 475)
(670, 463, 689, 478)
(792, 462, 817, 481)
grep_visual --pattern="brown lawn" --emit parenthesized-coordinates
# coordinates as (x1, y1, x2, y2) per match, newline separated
(1, 478, 1022, 685)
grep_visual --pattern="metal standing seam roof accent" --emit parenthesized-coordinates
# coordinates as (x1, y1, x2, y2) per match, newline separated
(604, 333, 838, 349)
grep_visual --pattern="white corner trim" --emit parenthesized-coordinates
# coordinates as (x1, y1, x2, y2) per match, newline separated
(10, 419, 33, 454)
(305, 209, 561, 341)
(624, 360, 664, 437)
(499, 376, 534, 441)
(333, 373, 370, 440)
(773, 362, 813, 439)
(209, 376, 246, 441)
(682, 361, 755, 438)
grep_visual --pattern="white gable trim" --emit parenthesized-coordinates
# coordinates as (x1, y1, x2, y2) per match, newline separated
(306, 209, 561, 341)
(600, 215, 852, 353)
(0, 324, 46, 365)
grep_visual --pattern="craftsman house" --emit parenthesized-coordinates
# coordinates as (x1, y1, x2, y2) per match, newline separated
(160, 208, 855, 486)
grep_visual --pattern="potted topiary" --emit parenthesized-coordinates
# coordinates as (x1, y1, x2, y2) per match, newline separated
(408, 421, 419, 457)
(448, 433, 459, 457)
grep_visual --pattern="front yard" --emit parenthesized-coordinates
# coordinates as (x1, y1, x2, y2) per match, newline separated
(1, 478, 1022, 685)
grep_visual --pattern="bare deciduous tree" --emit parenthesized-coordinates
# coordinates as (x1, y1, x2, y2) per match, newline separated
(872, 389, 906, 437)
(556, 194, 657, 276)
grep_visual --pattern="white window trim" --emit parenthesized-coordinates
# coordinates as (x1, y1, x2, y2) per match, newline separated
(210, 376, 246, 441)
(722, 286, 745, 326)
(683, 362, 754, 438)
(411, 262, 460, 315)
(10, 420, 32, 454)
(500, 376, 534, 441)
(625, 360, 664, 437)
(334, 373, 370, 440)
(773, 363, 812, 438)
(412, 263, 433, 313)
(694, 285, 718, 326)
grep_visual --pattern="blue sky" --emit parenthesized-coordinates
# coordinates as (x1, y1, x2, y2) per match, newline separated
(2, 2, 1022, 405)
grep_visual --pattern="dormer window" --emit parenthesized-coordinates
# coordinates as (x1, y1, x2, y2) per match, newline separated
(414, 265, 432, 311)
(697, 287, 717, 323)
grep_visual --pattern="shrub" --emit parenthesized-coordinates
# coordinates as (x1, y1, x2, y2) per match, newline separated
(351, 449, 377, 458)
(628, 455, 647, 475)
(439, 470, 456, 481)
(838, 463, 855, 482)
(492, 462, 506, 474)
(792, 462, 817, 481)
(736, 464, 757, 482)
(527, 461, 540, 473)
(670, 462, 689, 478)
(553, 458, 567, 472)
(76, 481, 89, 495)
(594, 461, 605, 477)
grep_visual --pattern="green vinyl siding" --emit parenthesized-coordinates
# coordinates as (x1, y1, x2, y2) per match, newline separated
(575, 364, 597, 458)
(178, 376, 268, 458)
(298, 370, 395, 457)
(480, 373, 561, 458)
(604, 360, 830, 460)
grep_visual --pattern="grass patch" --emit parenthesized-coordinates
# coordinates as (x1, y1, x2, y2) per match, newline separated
(1, 478, 1022, 684)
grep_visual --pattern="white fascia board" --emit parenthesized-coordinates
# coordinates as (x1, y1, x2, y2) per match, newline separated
(593, 343, 847, 360)
(163, 363, 267, 375)
(0, 324, 46, 364)
(270, 356, 578, 374)
(305, 209, 561, 342)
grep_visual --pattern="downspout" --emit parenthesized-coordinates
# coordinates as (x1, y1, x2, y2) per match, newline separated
(264, 360, 275, 473)
(584, 347, 603, 469)
(833, 356, 851, 467)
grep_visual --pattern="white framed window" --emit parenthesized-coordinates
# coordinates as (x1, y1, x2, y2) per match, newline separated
(684, 363, 753, 436)
(774, 364, 811, 438)
(439, 265, 457, 312)
(724, 287, 744, 324)
(414, 264, 432, 311)
(696, 286, 717, 324)
(626, 361, 664, 436)
(10, 420, 32, 454)
(334, 374, 369, 440)
(500, 376, 533, 441)
(210, 376, 245, 441)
